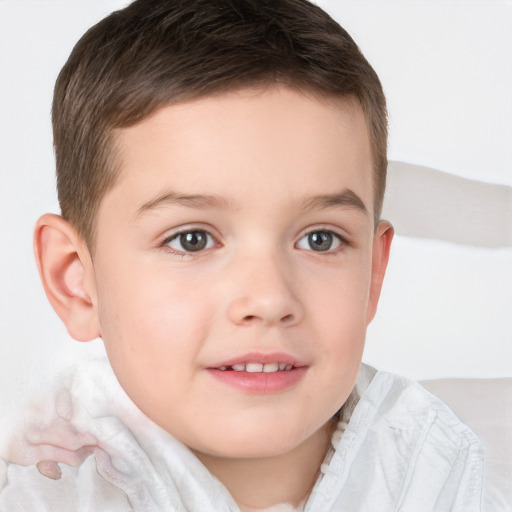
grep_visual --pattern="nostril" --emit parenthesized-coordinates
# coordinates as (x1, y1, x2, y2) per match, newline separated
(241, 313, 294, 325)
(281, 314, 294, 324)
(242, 315, 256, 324)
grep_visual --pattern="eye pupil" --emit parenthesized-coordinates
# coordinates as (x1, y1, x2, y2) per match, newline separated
(180, 231, 207, 251)
(308, 231, 333, 251)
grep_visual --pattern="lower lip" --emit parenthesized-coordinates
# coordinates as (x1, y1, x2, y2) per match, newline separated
(206, 367, 308, 394)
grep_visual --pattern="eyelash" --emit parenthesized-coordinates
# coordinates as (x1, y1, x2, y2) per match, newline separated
(161, 228, 219, 257)
(296, 228, 348, 254)
(159, 226, 349, 256)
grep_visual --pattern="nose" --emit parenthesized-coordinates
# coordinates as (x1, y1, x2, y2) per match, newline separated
(226, 254, 303, 328)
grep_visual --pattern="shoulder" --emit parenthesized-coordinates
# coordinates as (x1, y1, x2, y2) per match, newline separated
(362, 368, 484, 451)
(0, 359, 135, 510)
(346, 364, 483, 453)
(315, 366, 486, 511)
(370, 368, 485, 509)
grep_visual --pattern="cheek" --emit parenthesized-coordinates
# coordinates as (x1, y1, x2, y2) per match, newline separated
(95, 263, 214, 375)
(309, 262, 371, 327)
(95, 269, 218, 426)
(306, 264, 370, 384)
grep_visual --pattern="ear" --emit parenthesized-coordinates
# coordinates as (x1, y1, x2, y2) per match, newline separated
(366, 220, 394, 324)
(34, 214, 100, 342)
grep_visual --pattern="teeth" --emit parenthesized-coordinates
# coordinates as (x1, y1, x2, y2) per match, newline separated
(246, 363, 264, 373)
(220, 362, 294, 372)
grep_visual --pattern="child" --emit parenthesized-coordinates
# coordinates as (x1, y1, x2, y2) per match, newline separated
(0, 0, 488, 510)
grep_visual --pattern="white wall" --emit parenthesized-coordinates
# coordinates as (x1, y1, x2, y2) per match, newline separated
(317, 0, 512, 186)
(0, 0, 510, 418)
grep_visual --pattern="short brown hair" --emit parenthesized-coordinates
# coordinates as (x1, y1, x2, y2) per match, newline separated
(53, 0, 387, 247)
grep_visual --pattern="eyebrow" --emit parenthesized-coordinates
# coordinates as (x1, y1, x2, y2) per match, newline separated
(298, 189, 368, 215)
(137, 191, 234, 215)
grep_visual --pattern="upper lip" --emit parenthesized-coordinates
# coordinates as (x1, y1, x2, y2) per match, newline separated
(207, 351, 307, 369)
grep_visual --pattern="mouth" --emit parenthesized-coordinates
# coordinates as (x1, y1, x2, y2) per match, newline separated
(216, 362, 296, 373)
(206, 353, 307, 393)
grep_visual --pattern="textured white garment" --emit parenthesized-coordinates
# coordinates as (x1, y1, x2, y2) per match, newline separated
(0, 360, 492, 511)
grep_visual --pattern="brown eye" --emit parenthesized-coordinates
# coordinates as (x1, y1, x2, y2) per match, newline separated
(166, 230, 214, 252)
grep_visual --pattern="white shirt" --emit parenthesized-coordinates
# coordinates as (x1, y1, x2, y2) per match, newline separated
(0, 360, 493, 511)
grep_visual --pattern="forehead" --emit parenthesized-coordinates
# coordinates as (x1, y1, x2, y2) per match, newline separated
(106, 86, 374, 217)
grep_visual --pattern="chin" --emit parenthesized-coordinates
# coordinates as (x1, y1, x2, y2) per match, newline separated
(197, 437, 302, 460)
(191, 418, 329, 461)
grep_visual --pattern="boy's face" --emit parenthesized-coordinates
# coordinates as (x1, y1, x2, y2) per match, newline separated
(86, 86, 391, 460)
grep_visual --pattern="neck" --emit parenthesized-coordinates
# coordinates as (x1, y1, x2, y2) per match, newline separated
(193, 420, 335, 511)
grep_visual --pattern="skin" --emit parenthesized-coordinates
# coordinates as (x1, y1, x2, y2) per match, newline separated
(35, 86, 393, 509)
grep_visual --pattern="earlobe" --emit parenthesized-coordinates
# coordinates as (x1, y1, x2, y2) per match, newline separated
(34, 214, 100, 342)
(366, 220, 394, 324)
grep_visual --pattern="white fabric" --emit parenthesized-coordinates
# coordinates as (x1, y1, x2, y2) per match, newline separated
(0, 360, 497, 511)
(421, 377, 512, 507)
